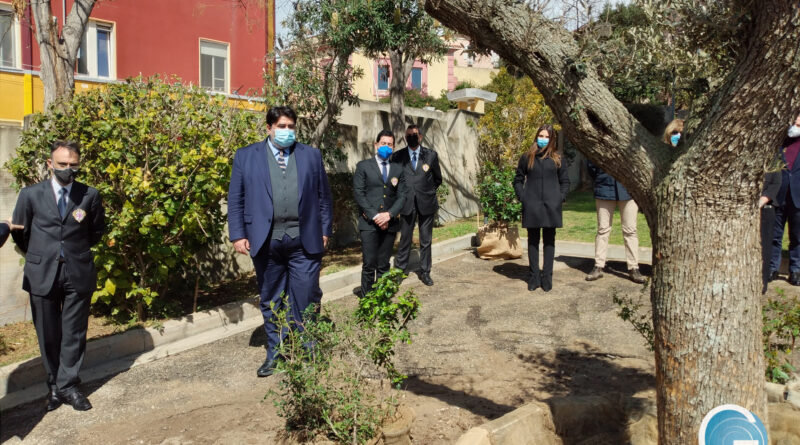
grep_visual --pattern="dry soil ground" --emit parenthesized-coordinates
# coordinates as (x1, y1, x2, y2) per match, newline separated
(2, 251, 797, 444)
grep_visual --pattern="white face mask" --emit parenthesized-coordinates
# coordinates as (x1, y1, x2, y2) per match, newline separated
(789, 125, 800, 138)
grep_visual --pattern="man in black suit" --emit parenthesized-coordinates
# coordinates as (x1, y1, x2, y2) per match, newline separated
(12, 140, 105, 411)
(391, 124, 442, 286)
(353, 130, 407, 295)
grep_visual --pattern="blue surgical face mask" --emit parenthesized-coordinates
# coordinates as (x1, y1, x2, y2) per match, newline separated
(377, 145, 393, 160)
(670, 133, 681, 147)
(273, 128, 296, 148)
(536, 138, 549, 149)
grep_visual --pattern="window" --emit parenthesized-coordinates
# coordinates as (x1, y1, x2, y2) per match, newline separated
(76, 21, 115, 78)
(377, 65, 389, 90)
(0, 8, 19, 69)
(411, 67, 422, 90)
(200, 40, 228, 93)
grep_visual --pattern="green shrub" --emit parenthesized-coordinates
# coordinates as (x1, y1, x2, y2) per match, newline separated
(271, 269, 420, 443)
(5, 76, 265, 321)
(477, 162, 521, 224)
(613, 285, 799, 384)
(379, 88, 456, 112)
(763, 290, 799, 383)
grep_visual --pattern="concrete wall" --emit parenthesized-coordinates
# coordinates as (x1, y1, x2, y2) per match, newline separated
(0, 123, 28, 325)
(333, 101, 482, 223)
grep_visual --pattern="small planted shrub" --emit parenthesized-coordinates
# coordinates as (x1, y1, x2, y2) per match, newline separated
(270, 269, 421, 443)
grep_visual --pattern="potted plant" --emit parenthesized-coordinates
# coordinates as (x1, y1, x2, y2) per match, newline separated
(476, 162, 523, 259)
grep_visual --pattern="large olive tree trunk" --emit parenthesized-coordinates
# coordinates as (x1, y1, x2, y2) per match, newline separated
(424, 0, 800, 442)
(29, 0, 96, 108)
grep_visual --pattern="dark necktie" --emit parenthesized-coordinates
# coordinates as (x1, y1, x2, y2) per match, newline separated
(411, 151, 417, 170)
(58, 188, 67, 218)
(381, 161, 388, 183)
(277, 149, 286, 172)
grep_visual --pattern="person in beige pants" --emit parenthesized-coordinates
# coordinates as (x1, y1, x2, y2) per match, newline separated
(585, 161, 646, 283)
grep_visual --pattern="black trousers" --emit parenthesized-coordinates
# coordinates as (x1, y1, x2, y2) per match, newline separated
(527, 227, 556, 287)
(30, 262, 91, 392)
(395, 207, 435, 274)
(360, 229, 398, 295)
(761, 205, 776, 290)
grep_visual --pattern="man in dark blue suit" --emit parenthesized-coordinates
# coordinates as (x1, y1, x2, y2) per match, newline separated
(771, 112, 800, 285)
(227, 106, 333, 377)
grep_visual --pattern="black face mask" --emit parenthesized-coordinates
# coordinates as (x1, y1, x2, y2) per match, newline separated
(54, 168, 78, 185)
(406, 134, 420, 148)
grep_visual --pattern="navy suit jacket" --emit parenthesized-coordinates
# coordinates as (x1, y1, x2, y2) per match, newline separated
(777, 136, 800, 208)
(227, 139, 333, 257)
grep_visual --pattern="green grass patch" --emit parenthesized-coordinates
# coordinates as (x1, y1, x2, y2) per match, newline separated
(561, 190, 651, 247)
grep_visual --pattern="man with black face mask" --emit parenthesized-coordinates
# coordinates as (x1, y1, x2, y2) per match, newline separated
(11, 140, 105, 412)
(391, 124, 443, 286)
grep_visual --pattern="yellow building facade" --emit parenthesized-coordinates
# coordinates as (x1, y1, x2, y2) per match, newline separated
(350, 36, 499, 113)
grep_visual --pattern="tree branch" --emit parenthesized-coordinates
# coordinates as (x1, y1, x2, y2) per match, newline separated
(424, 0, 663, 218)
(63, 0, 96, 59)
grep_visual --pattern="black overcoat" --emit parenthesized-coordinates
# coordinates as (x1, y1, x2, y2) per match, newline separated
(513, 152, 570, 228)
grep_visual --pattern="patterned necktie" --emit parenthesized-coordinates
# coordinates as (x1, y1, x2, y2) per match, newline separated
(58, 188, 67, 218)
(381, 161, 388, 183)
(411, 151, 417, 170)
(277, 149, 286, 172)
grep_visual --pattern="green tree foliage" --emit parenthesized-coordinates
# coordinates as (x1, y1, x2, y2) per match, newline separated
(579, 1, 740, 109)
(266, 0, 365, 165)
(5, 77, 265, 321)
(379, 88, 456, 111)
(477, 67, 555, 169)
(357, 0, 449, 134)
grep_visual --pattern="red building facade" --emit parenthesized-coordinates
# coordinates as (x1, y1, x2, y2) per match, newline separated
(0, 0, 274, 122)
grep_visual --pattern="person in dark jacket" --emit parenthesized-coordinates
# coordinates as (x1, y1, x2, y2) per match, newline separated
(1, 219, 24, 247)
(513, 124, 570, 292)
(391, 124, 443, 286)
(585, 161, 645, 283)
(761, 170, 782, 293)
(353, 130, 407, 296)
(770, 112, 800, 286)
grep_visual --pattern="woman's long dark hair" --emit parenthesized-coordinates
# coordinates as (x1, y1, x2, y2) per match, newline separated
(526, 124, 560, 170)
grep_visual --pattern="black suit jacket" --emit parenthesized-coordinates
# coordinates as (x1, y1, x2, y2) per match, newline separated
(12, 180, 105, 295)
(0, 222, 9, 248)
(391, 146, 442, 216)
(353, 158, 407, 232)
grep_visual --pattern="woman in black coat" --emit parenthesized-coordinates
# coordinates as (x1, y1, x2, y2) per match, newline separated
(513, 124, 570, 292)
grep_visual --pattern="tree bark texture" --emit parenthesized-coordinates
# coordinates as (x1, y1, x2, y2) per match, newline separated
(424, 0, 800, 442)
(389, 48, 415, 139)
(30, 0, 96, 108)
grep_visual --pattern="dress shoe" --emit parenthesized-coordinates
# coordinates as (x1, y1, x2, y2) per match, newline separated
(46, 387, 61, 411)
(769, 270, 780, 282)
(57, 389, 92, 411)
(527, 279, 539, 291)
(629, 268, 646, 284)
(419, 272, 434, 286)
(585, 266, 604, 281)
(257, 358, 279, 377)
(789, 272, 800, 286)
